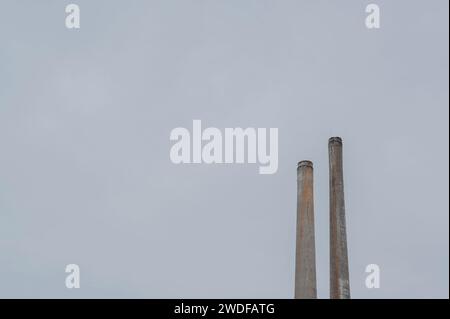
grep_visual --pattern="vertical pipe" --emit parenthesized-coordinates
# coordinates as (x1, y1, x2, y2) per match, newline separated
(295, 160, 317, 299)
(329, 137, 350, 299)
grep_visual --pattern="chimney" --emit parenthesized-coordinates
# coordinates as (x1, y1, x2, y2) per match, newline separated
(294, 160, 317, 299)
(328, 137, 350, 299)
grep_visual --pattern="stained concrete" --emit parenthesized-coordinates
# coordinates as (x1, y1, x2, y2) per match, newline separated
(295, 160, 317, 299)
(329, 137, 351, 299)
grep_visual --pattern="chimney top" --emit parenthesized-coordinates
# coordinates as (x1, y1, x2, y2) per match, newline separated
(298, 160, 313, 168)
(329, 137, 343, 144)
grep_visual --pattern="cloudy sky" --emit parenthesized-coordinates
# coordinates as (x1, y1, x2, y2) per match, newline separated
(0, 0, 448, 298)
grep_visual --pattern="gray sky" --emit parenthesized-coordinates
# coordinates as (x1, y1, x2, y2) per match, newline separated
(0, 0, 448, 298)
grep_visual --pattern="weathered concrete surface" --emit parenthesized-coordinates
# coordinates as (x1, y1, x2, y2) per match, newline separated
(295, 160, 317, 299)
(328, 137, 351, 299)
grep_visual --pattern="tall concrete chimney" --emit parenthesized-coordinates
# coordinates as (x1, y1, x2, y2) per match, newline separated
(294, 160, 317, 299)
(328, 137, 350, 299)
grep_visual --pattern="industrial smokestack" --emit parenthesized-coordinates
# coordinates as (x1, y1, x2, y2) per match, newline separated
(294, 160, 317, 299)
(328, 137, 350, 299)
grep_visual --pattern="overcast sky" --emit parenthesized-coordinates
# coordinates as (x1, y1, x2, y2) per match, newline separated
(0, 0, 448, 298)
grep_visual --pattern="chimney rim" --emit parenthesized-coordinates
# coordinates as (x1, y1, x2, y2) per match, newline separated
(297, 160, 313, 168)
(329, 136, 343, 144)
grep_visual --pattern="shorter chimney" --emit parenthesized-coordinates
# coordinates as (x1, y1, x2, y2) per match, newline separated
(295, 160, 317, 299)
